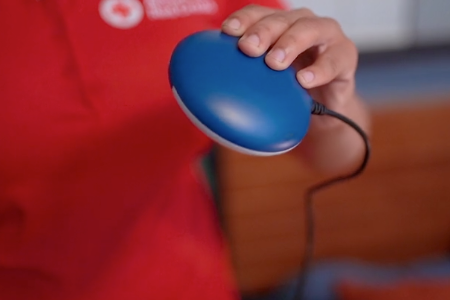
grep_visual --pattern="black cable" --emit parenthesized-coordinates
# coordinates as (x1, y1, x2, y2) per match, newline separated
(292, 100, 372, 300)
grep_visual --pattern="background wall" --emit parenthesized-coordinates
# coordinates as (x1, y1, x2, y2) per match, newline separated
(286, 0, 450, 52)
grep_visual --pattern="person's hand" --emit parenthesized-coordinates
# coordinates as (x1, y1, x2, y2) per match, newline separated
(221, 5, 370, 174)
(221, 5, 359, 128)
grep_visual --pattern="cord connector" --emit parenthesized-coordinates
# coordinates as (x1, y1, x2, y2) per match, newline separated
(311, 101, 327, 115)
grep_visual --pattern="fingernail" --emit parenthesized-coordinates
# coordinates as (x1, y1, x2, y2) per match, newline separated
(301, 71, 315, 83)
(243, 34, 260, 46)
(269, 48, 286, 63)
(225, 18, 240, 30)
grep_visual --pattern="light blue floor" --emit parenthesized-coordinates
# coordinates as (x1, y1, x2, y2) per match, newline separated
(243, 257, 450, 300)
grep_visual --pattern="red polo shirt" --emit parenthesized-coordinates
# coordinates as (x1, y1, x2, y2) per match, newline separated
(0, 0, 285, 299)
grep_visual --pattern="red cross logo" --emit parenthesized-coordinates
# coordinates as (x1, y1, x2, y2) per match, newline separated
(112, 3, 131, 18)
(99, 0, 144, 29)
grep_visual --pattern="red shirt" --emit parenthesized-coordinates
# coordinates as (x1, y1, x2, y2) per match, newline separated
(0, 0, 285, 299)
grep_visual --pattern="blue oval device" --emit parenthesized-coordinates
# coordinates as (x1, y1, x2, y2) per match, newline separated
(168, 29, 313, 156)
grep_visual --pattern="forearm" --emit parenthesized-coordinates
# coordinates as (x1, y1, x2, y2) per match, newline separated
(294, 91, 371, 175)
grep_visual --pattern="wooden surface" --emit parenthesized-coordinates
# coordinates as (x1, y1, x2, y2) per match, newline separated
(216, 98, 450, 293)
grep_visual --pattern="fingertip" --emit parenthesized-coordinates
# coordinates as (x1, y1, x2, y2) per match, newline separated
(221, 18, 244, 36)
(264, 59, 284, 71)
(297, 69, 316, 88)
(264, 48, 289, 70)
(237, 34, 266, 57)
(238, 45, 261, 58)
(240, 34, 260, 47)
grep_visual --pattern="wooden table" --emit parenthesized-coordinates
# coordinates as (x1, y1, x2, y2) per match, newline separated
(215, 97, 450, 293)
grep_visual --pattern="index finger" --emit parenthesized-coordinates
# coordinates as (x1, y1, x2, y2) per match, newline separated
(221, 4, 278, 36)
